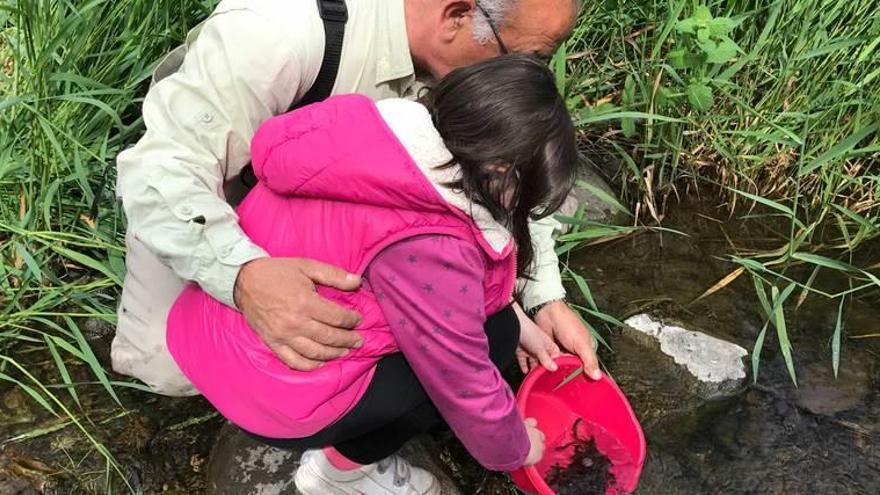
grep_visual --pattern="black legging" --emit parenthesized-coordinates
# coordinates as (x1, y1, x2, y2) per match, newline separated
(246, 305, 520, 464)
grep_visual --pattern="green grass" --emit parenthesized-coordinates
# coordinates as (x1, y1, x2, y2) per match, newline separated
(555, 0, 879, 384)
(1, 0, 879, 491)
(1, 0, 213, 488)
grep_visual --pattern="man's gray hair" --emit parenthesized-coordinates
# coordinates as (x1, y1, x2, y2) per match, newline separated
(472, 0, 583, 45)
(472, 0, 516, 45)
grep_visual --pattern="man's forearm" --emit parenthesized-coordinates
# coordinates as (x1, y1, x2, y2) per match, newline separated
(518, 215, 567, 312)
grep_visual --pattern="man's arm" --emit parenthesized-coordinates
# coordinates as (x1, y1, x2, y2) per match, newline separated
(116, 8, 319, 305)
(518, 215, 567, 312)
(116, 7, 362, 369)
(521, 215, 602, 380)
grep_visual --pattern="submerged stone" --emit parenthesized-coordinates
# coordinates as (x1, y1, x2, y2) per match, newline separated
(623, 314, 748, 388)
(609, 314, 749, 427)
(795, 353, 874, 416)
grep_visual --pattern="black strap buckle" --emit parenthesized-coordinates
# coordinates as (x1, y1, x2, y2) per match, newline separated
(318, 0, 348, 22)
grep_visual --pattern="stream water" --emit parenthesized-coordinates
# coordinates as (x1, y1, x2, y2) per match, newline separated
(570, 199, 880, 494)
(1, 198, 877, 494)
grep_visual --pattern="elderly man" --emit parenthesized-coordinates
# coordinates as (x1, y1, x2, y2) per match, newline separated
(114, 0, 598, 401)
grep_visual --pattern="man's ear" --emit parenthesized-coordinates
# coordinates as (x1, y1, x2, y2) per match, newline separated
(438, 0, 476, 43)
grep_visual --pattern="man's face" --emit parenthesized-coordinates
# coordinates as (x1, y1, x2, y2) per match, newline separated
(419, 0, 578, 78)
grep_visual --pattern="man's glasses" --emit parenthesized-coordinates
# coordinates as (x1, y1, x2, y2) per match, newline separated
(475, 1, 509, 55)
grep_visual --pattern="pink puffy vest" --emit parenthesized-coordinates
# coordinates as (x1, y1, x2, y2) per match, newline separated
(166, 95, 516, 438)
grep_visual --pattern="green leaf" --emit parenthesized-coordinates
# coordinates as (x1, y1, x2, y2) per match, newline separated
(621, 75, 636, 137)
(64, 316, 122, 407)
(580, 307, 626, 328)
(14, 241, 44, 281)
(109, 251, 127, 281)
(751, 323, 769, 383)
(676, 18, 697, 34)
(859, 270, 880, 290)
(686, 81, 713, 111)
(798, 124, 878, 176)
(707, 17, 735, 36)
(734, 256, 767, 273)
(572, 310, 611, 351)
(707, 38, 738, 63)
(771, 284, 798, 386)
(697, 38, 718, 56)
(794, 38, 867, 61)
(577, 111, 684, 126)
(857, 34, 880, 63)
(726, 188, 805, 228)
(696, 28, 711, 43)
(0, 372, 58, 416)
(51, 245, 123, 286)
(832, 297, 844, 378)
(751, 274, 772, 316)
(668, 48, 686, 68)
(574, 179, 632, 216)
(566, 267, 597, 310)
(555, 241, 580, 257)
(552, 42, 567, 95)
(694, 6, 713, 23)
(791, 252, 856, 273)
(44, 336, 81, 409)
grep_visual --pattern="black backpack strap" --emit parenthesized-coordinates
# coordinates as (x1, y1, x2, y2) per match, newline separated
(240, 0, 348, 188)
(291, 0, 348, 111)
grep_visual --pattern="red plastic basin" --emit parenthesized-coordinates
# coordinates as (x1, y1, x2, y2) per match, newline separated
(509, 355, 646, 494)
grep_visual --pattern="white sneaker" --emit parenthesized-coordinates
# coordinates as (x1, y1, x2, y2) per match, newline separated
(294, 449, 441, 495)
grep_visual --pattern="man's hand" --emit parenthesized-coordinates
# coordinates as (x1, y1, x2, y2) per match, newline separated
(534, 300, 602, 380)
(234, 257, 363, 371)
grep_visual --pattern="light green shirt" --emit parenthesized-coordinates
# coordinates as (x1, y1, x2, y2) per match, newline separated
(116, 0, 565, 311)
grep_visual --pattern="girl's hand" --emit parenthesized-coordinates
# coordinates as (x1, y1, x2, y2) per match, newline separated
(523, 418, 546, 466)
(512, 302, 561, 373)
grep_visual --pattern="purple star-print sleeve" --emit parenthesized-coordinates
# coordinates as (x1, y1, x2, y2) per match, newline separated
(365, 235, 529, 471)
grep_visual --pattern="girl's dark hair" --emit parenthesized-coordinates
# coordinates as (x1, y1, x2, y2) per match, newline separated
(423, 54, 578, 277)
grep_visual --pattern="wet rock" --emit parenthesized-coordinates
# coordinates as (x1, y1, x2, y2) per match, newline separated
(0, 447, 52, 494)
(623, 314, 747, 399)
(558, 164, 620, 226)
(0, 389, 36, 426)
(0, 478, 39, 495)
(207, 422, 462, 494)
(633, 449, 702, 495)
(609, 314, 749, 426)
(795, 352, 874, 416)
(206, 423, 297, 495)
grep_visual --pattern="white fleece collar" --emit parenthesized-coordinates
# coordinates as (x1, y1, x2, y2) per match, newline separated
(375, 98, 512, 255)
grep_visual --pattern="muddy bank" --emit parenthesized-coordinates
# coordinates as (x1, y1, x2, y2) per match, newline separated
(0, 346, 222, 494)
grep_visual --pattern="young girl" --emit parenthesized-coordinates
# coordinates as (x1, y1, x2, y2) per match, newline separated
(166, 55, 577, 495)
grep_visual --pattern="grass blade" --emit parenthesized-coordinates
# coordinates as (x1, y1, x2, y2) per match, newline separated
(798, 124, 878, 176)
(832, 297, 845, 378)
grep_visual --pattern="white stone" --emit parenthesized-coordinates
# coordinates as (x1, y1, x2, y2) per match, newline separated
(624, 314, 748, 383)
